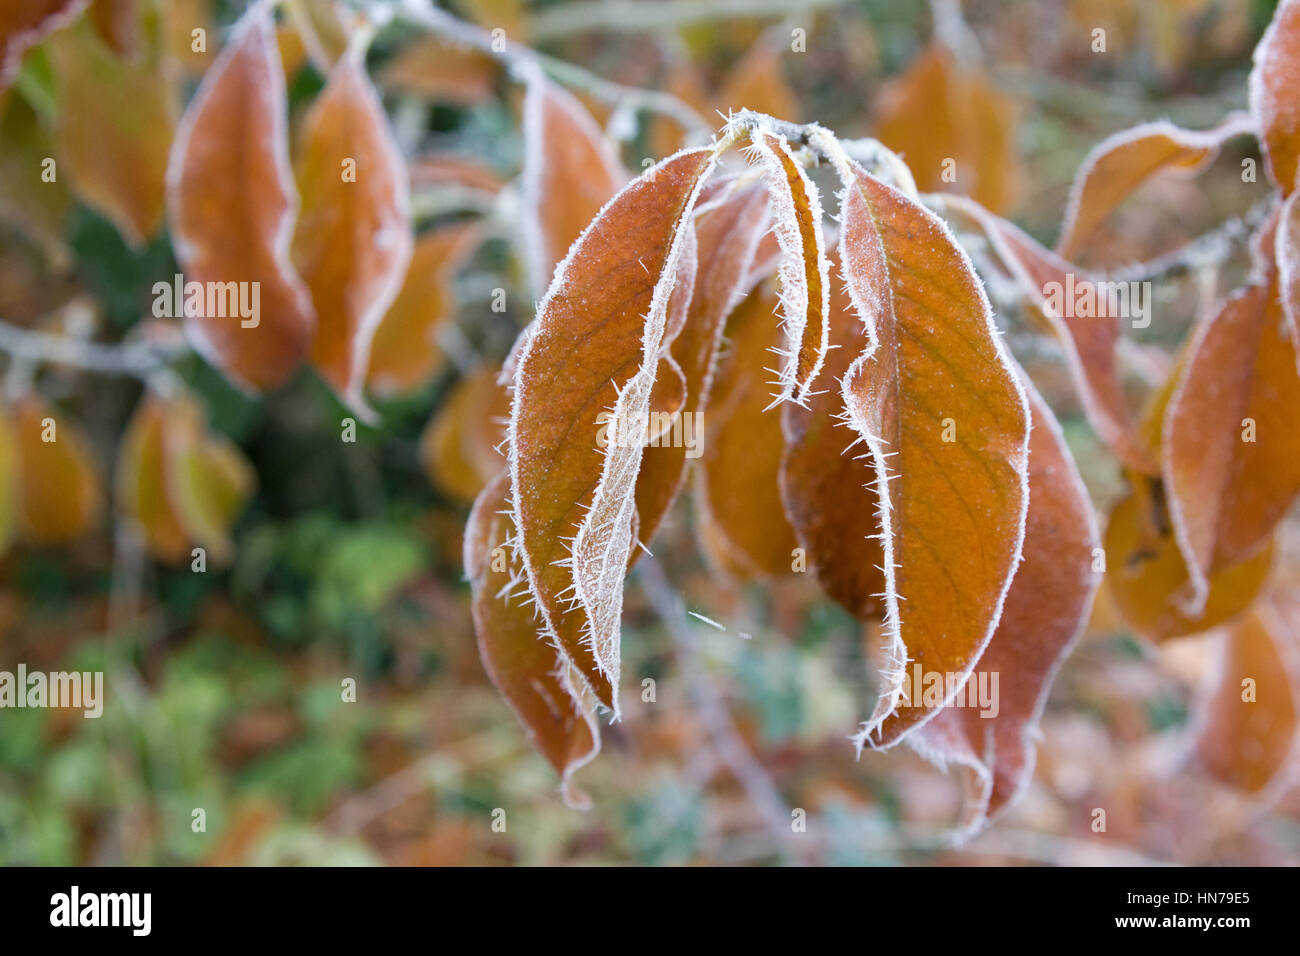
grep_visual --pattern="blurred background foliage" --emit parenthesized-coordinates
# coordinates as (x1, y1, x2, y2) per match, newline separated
(1, 0, 1298, 865)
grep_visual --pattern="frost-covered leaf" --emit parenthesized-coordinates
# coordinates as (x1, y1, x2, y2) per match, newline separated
(167, 2, 316, 389)
(635, 179, 770, 550)
(49, 21, 174, 246)
(1164, 278, 1300, 614)
(521, 75, 626, 297)
(1104, 481, 1272, 642)
(1056, 115, 1253, 260)
(695, 284, 799, 580)
(367, 223, 479, 397)
(465, 471, 599, 809)
(510, 148, 715, 713)
(779, 260, 885, 617)
(293, 45, 413, 418)
(827, 154, 1031, 749)
(1250, 0, 1300, 193)
(910, 375, 1100, 839)
(1277, 190, 1300, 361)
(746, 129, 829, 402)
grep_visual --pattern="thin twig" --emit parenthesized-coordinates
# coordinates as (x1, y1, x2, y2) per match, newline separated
(0, 317, 183, 380)
(528, 0, 846, 42)
(1105, 198, 1274, 283)
(395, 0, 711, 135)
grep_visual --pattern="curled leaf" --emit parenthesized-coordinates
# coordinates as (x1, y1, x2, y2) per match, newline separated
(293, 45, 413, 418)
(118, 391, 254, 564)
(1104, 482, 1272, 642)
(465, 471, 599, 809)
(779, 261, 885, 617)
(635, 179, 771, 550)
(510, 147, 715, 713)
(954, 198, 1155, 474)
(167, 2, 316, 389)
(746, 128, 829, 403)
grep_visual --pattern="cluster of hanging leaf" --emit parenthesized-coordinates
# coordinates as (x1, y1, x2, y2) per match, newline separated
(3, 0, 1299, 838)
(464, 4, 1300, 832)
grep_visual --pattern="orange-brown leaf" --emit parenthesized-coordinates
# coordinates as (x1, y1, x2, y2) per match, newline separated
(117, 391, 254, 564)
(696, 284, 799, 580)
(1196, 592, 1300, 793)
(117, 395, 188, 561)
(779, 262, 885, 617)
(958, 199, 1155, 473)
(420, 365, 510, 504)
(378, 37, 499, 105)
(49, 22, 174, 246)
(167, 3, 316, 389)
(465, 471, 599, 809)
(830, 156, 1031, 749)
(0, 0, 86, 90)
(1056, 115, 1252, 261)
(1251, 0, 1300, 193)
(510, 148, 714, 713)
(911, 376, 1100, 837)
(11, 396, 100, 544)
(873, 45, 1019, 213)
(294, 47, 413, 417)
(1164, 281, 1300, 612)
(367, 223, 479, 397)
(1104, 484, 1272, 642)
(0, 406, 19, 554)
(634, 180, 771, 550)
(521, 76, 626, 296)
(747, 129, 829, 402)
